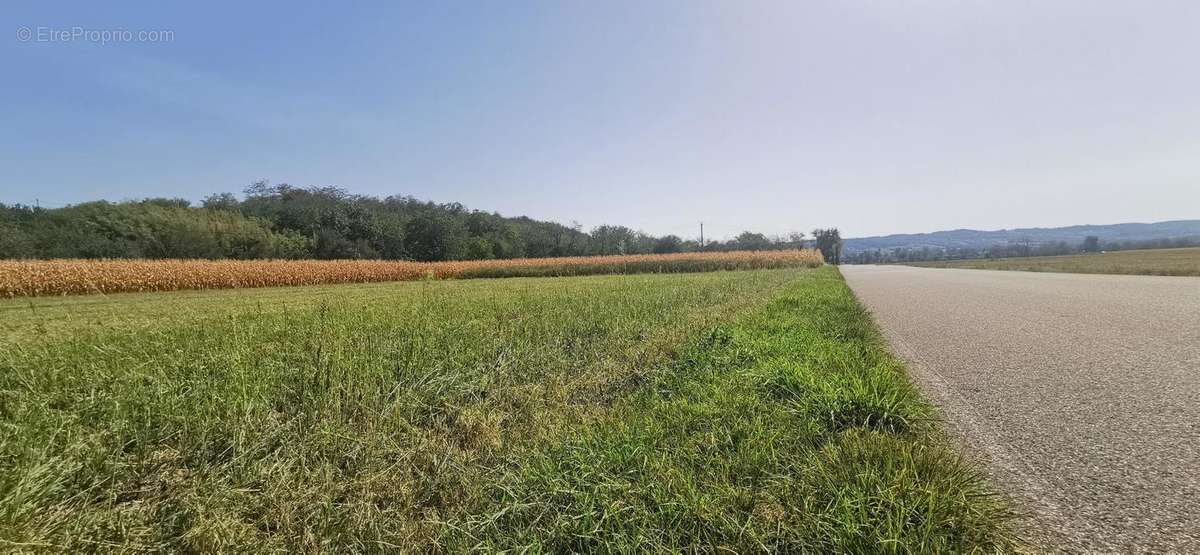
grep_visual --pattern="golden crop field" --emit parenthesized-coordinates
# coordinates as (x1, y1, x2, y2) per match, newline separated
(0, 249, 823, 297)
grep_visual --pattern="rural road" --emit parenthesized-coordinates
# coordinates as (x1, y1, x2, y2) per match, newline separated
(840, 265, 1200, 553)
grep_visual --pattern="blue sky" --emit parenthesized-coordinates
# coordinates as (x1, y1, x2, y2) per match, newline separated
(4, 1, 1199, 239)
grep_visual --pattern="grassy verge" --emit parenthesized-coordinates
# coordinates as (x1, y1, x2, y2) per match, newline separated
(910, 246, 1200, 276)
(0, 268, 1015, 551)
(447, 268, 1016, 551)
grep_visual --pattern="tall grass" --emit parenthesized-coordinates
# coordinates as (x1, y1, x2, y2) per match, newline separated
(0, 250, 822, 298)
(447, 268, 1016, 551)
(0, 270, 796, 549)
(0, 268, 1016, 551)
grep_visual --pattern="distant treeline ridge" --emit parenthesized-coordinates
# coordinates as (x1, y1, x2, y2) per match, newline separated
(844, 235, 1200, 264)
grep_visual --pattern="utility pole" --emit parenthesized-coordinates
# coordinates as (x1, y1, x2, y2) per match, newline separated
(700, 222, 704, 248)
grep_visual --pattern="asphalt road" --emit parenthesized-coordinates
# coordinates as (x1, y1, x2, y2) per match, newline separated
(840, 265, 1200, 553)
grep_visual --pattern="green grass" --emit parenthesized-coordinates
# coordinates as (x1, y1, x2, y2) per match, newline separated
(0, 268, 1016, 551)
(910, 246, 1200, 276)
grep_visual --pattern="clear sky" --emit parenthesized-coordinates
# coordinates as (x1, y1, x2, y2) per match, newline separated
(4, 1, 1198, 239)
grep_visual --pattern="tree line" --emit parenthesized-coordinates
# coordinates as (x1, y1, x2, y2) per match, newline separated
(0, 182, 838, 262)
(843, 235, 1200, 264)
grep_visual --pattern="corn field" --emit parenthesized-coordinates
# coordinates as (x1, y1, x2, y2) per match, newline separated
(0, 250, 822, 297)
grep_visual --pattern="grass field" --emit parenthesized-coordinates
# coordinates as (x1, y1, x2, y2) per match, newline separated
(0, 268, 1015, 551)
(910, 247, 1200, 276)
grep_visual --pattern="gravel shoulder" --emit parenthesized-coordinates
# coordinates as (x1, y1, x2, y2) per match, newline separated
(841, 265, 1200, 553)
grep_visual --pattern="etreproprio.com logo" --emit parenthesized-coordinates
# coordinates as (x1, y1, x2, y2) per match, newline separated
(16, 26, 174, 44)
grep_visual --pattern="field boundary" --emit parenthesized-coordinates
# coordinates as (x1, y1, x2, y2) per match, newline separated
(906, 246, 1200, 277)
(0, 250, 822, 297)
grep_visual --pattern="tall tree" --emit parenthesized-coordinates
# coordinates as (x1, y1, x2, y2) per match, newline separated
(733, 231, 771, 251)
(652, 234, 683, 254)
(812, 228, 843, 265)
(403, 211, 468, 261)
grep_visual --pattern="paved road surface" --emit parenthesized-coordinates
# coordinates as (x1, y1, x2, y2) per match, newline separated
(840, 265, 1200, 553)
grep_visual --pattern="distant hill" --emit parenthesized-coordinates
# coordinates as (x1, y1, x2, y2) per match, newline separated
(844, 220, 1200, 253)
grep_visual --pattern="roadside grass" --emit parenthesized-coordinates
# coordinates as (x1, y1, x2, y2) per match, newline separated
(0, 268, 1016, 551)
(449, 268, 1016, 552)
(910, 246, 1200, 276)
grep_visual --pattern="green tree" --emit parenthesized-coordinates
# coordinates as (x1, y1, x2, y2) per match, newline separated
(734, 231, 771, 251)
(403, 212, 468, 261)
(653, 235, 683, 254)
(0, 223, 34, 258)
(201, 193, 240, 211)
(590, 225, 639, 255)
(812, 228, 843, 264)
